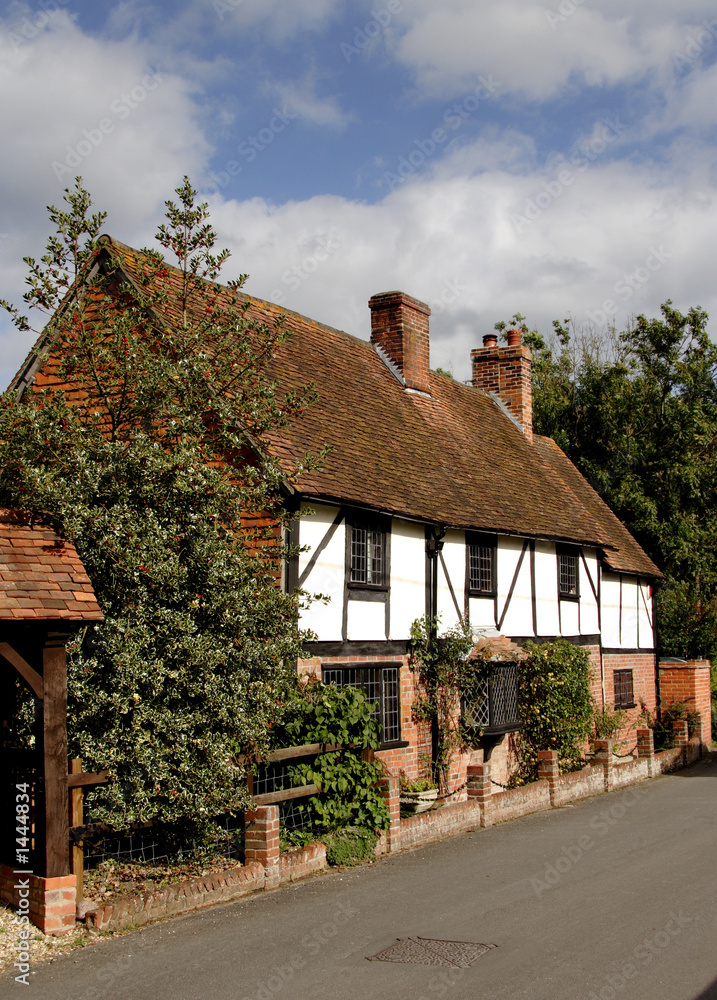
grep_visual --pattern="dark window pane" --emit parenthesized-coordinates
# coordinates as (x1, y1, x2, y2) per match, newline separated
(614, 669, 634, 708)
(323, 665, 400, 743)
(350, 525, 385, 585)
(558, 552, 578, 596)
(469, 543, 493, 593)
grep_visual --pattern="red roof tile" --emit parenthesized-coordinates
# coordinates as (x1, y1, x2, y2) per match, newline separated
(0, 510, 103, 621)
(10, 236, 661, 580)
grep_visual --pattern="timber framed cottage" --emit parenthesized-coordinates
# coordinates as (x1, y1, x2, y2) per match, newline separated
(11, 236, 663, 788)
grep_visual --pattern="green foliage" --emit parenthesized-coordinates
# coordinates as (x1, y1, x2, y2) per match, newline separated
(274, 680, 390, 833)
(409, 615, 483, 791)
(652, 701, 701, 750)
(592, 705, 628, 742)
(525, 302, 717, 659)
(0, 178, 319, 838)
(322, 828, 378, 866)
(514, 639, 595, 780)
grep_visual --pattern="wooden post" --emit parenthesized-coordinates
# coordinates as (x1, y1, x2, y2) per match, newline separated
(42, 633, 70, 879)
(69, 758, 84, 903)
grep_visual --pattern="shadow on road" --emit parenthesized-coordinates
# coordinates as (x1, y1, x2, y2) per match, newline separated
(693, 977, 717, 999)
(668, 753, 717, 778)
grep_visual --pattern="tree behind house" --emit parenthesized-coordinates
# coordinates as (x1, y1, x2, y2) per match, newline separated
(520, 305, 717, 661)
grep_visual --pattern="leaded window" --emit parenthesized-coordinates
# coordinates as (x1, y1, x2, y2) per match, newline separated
(349, 518, 387, 587)
(614, 669, 635, 709)
(323, 665, 401, 744)
(468, 534, 496, 595)
(557, 546, 579, 599)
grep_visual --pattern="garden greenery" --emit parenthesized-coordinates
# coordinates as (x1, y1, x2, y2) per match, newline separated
(409, 616, 485, 791)
(514, 639, 594, 781)
(273, 680, 390, 836)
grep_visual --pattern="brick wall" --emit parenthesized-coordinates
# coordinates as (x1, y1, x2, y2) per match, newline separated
(602, 651, 657, 747)
(0, 866, 76, 935)
(658, 659, 712, 745)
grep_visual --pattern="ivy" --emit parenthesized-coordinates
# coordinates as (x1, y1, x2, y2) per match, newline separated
(409, 616, 485, 791)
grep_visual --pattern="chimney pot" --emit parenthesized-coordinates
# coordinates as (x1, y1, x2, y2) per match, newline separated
(470, 333, 533, 441)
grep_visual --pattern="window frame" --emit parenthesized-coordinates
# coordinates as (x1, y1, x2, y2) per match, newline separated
(466, 532, 497, 597)
(557, 544, 580, 601)
(613, 669, 635, 709)
(322, 663, 403, 746)
(346, 512, 390, 591)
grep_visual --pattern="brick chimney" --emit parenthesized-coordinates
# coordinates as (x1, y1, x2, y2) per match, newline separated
(369, 291, 431, 394)
(471, 330, 533, 442)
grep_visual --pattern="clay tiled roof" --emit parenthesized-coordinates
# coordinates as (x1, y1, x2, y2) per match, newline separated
(0, 510, 104, 621)
(10, 236, 661, 580)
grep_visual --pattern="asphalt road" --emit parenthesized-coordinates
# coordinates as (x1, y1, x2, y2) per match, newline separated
(4, 756, 717, 1000)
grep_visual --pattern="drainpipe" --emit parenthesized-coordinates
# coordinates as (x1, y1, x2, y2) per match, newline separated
(652, 579, 662, 718)
(425, 526, 447, 781)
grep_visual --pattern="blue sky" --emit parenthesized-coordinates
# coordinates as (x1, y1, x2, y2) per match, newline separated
(2, 0, 717, 388)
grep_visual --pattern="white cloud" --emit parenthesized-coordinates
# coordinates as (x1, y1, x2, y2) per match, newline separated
(383, 0, 717, 103)
(201, 132, 717, 383)
(269, 72, 353, 129)
(0, 10, 209, 387)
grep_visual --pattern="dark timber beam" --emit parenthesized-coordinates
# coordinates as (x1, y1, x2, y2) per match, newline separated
(42, 633, 70, 879)
(0, 642, 44, 699)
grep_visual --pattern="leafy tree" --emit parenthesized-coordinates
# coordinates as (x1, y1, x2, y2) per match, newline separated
(515, 303, 717, 660)
(1, 177, 319, 841)
(514, 639, 595, 779)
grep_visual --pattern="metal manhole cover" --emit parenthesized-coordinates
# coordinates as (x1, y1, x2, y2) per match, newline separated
(368, 937, 495, 967)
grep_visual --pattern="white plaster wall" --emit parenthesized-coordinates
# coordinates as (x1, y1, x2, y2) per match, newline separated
(580, 548, 600, 635)
(390, 519, 425, 639)
(297, 503, 344, 641)
(638, 581, 654, 648)
(498, 537, 534, 637)
(346, 599, 385, 641)
(436, 529, 465, 630)
(621, 577, 639, 647)
(601, 571, 621, 647)
(468, 596, 496, 632)
(534, 541, 559, 636)
(560, 599, 580, 636)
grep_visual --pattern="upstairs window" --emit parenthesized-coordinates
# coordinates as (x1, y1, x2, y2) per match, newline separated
(467, 533, 496, 596)
(557, 545, 579, 600)
(348, 515, 388, 588)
